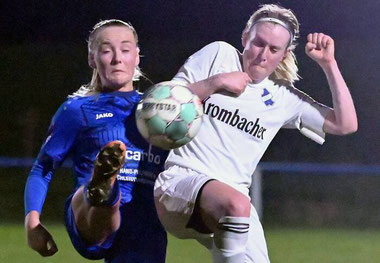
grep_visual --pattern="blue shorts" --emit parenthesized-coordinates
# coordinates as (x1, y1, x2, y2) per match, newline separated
(64, 184, 167, 263)
(64, 193, 116, 259)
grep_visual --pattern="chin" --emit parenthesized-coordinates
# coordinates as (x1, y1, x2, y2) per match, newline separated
(249, 73, 267, 84)
(108, 79, 129, 88)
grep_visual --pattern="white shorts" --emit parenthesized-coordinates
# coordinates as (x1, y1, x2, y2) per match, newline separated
(154, 165, 270, 262)
(154, 165, 214, 242)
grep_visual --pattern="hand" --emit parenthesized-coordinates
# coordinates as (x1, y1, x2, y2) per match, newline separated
(305, 33, 335, 67)
(211, 72, 252, 97)
(25, 212, 58, 257)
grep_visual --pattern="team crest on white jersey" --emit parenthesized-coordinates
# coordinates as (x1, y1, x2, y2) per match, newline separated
(96, 112, 114, 120)
(261, 88, 274, 106)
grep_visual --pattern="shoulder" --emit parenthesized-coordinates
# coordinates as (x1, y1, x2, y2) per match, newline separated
(56, 97, 84, 115)
(261, 79, 308, 106)
(52, 95, 93, 124)
(68, 92, 140, 107)
(266, 78, 306, 99)
(203, 41, 235, 49)
(194, 41, 241, 71)
(274, 84, 325, 115)
(197, 41, 238, 57)
(283, 85, 316, 103)
(214, 41, 237, 51)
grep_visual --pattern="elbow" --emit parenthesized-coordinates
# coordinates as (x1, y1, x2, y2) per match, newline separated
(350, 121, 358, 134)
(339, 127, 357, 135)
(336, 121, 358, 135)
(344, 117, 358, 134)
(325, 111, 358, 135)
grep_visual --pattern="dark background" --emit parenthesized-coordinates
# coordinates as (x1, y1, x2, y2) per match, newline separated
(1, 0, 379, 226)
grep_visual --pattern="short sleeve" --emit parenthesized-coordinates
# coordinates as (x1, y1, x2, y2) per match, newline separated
(172, 41, 223, 84)
(283, 88, 331, 144)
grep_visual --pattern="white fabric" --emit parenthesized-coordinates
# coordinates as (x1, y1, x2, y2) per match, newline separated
(154, 166, 270, 263)
(154, 165, 213, 239)
(212, 216, 250, 263)
(156, 41, 331, 263)
(166, 41, 330, 196)
(245, 204, 270, 263)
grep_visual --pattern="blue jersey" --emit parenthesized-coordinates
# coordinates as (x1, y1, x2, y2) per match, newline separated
(25, 90, 168, 212)
(24, 90, 168, 262)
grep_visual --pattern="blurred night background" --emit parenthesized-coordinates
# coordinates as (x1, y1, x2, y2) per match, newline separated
(0, 0, 379, 228)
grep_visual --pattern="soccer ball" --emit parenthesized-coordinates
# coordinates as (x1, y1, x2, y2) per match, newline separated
(136, 81, 203, 150)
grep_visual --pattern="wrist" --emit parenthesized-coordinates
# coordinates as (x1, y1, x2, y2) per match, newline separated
(25, 210, 41, 230)
(320, 59, 338, 72)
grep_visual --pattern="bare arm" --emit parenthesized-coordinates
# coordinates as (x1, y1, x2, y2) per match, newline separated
(305, 33, 358, 135)
(187, 71, 252, 101)
(25, 211, 58, 256)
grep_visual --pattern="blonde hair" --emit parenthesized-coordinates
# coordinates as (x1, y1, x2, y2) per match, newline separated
(243, 4, 300, 86)
(71, 19, 142, 97)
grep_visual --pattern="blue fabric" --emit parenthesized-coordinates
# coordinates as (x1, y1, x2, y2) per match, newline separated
(24, 90, 168, 262)
(64, 193, 115, 260)
(106, 185, 167, 263)
(64, 185, 167, 263)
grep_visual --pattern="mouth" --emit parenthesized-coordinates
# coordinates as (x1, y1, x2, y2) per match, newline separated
(250, 64, 265, 70)
(111, 69, 124, 73)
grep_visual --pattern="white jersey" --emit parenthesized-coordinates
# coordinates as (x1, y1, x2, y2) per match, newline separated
(166, 41, 330, 195)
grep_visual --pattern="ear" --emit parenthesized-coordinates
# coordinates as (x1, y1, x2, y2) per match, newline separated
(241, 32, 249, 48)
(282, 49, 291, 61)
(135, 47, 140, 66)
(88, 53, 96, 69)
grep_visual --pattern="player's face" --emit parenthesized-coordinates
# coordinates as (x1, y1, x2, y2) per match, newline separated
(242, 22, 290, 84)
(92, 26, 140, 92)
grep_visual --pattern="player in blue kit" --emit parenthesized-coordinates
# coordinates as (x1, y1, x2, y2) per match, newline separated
(24, 19, 168, 262)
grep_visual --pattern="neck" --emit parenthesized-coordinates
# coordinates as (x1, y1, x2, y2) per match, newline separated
(118, 85, 134, 92)
(102, 82, 134, 92)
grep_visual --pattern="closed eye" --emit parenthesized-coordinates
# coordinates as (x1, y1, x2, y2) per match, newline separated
(270, 47, 279, 53)
(251, 39, 264, 48)
(99, 46, 112, 54)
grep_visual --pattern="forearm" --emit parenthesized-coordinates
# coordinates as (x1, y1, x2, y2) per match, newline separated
(187, 76, 219, 101)
(187, 72, 251, 101)
(24, 169, 51, 215)
(321, 60, 358, 135)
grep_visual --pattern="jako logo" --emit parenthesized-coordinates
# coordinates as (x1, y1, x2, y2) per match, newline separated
(96, 113, 114, 120)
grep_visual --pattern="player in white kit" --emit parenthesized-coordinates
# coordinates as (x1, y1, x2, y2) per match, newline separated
(154, 4, 357, 263)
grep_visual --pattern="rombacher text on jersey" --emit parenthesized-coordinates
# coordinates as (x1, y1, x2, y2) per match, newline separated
(204, 97, 266, 140)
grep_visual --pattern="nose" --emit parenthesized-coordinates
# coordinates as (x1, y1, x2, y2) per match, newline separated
(257, 47, 268, 62)
(111, 50, 122, 65)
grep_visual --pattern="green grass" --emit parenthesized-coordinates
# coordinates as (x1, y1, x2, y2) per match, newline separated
(266, 227, 380, 263)
(2, 224, 380, 263)
(0, 223, 210, 263)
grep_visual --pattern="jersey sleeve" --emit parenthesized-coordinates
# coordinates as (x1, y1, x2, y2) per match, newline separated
(282, 88, 331, 144)
(24, 99, 83, 215)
